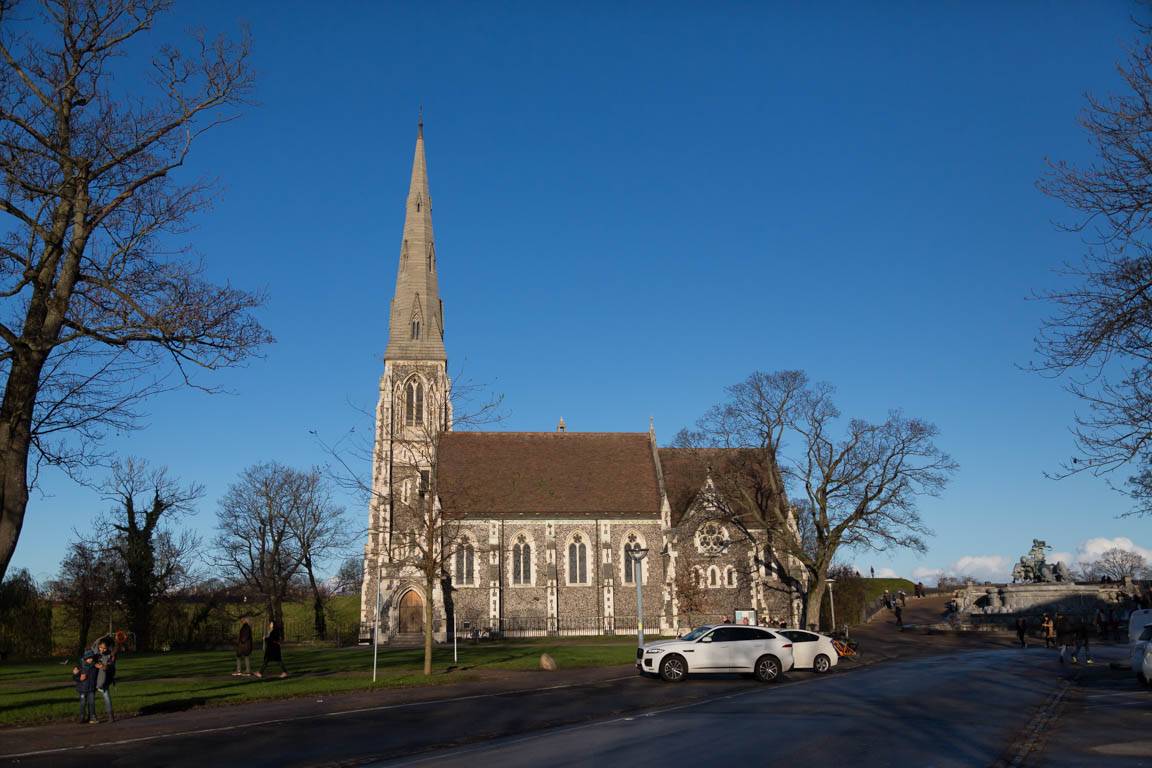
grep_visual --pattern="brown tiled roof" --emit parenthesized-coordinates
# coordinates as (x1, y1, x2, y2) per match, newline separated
(658, 447, 764, 527)
(438, 432, 662, 518)
(657, 447, 719, 527)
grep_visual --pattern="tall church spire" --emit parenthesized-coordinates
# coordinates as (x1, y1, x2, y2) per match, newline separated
(384, 118, 446, 361)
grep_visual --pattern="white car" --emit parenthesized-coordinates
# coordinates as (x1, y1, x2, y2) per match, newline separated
(1132, 623, 1152, 685)
(777, 629, 839, 673)
(637, 624, 795, 683)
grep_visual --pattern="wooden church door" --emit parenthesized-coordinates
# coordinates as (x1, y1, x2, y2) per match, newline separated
(399, 591, 423, 633)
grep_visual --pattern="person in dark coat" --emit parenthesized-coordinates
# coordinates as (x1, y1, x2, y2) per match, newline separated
(256, 619, 287, 678)
(234, 618, 253, 676)
(72, 649, 99, 723)
(92, 637, 116, 722)
(1015, 616, 1028, 648)
(1072, 618, 1094, 664)
(894, 603, 903, 628)
(1055, 613, 1072, 664)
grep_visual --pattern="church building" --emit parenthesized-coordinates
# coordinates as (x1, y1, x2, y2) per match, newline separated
(359, 123, 802, 643)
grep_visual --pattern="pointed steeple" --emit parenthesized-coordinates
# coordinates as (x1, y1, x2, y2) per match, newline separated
(384, 118, 446, 361)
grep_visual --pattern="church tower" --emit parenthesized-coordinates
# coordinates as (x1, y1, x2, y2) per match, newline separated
(359, 119, 453, 640)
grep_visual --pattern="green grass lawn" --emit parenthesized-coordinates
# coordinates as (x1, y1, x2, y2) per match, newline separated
(861, 578, 916, 602)
(0, 641, 637, 726)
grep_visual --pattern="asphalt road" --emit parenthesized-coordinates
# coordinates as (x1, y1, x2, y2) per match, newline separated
(379, 649, 1065, 768)
(3, 646, 1147, 767)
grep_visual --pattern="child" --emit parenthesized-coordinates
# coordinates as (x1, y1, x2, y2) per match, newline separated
(72, 650, 98, 724)
(93, 637, 116, 722)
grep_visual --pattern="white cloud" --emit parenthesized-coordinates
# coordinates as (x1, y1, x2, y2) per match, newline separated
(1076, 537, 1152, 563)
(948, 555, 1012, 582)
(872, 567, 897, 578)
(1048, 551, 1074, 567)
(912, 555, 1011, 586)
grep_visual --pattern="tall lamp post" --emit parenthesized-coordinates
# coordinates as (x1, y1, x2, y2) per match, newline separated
(826, 579, 836, 634)
(372, 560, 384, 683)
(628, 547, 649, 647)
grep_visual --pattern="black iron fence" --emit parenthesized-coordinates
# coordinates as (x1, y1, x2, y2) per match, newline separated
(450, 615, 665, 639)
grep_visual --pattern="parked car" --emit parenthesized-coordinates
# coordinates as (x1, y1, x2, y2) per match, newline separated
(777, 629, 839, 673)
(637, 624, 794, 683)
(1132, 623, 1152, 686)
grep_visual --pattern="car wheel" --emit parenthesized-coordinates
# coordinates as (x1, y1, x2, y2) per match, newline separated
(813, 654, 831, 673)
(754, 655, 781, 683)
(1138, 670, 1149, 686)
(660, 655, 687, 683)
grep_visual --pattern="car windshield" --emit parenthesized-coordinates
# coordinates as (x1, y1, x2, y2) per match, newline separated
(680, 626, 713, 642)
(1140, 625, 1152, 642)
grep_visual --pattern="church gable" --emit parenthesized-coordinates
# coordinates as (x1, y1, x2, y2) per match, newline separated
(438, 432, 662, 518)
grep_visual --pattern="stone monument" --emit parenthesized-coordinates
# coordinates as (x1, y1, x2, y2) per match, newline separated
(1010, 539, 1070, 584)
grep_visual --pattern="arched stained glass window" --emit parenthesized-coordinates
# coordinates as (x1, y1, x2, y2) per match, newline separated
(513, 534, 531, 585)
(405, 381, 424, 426)
(568, 534, 588, 584)
(623, 533, 643, 584)
(455, 540, 474, 585)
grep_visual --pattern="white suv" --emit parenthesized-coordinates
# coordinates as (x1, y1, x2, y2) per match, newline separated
(637, 625, 795, 682)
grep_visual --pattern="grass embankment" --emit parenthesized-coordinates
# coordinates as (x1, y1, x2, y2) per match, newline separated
(862, 578, 916, 602)
(0, 640, 638, 726)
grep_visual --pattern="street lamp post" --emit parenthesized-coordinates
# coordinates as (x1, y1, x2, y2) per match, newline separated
(628, 548, 650, 647)
(372, 561, 383, 683)
(826, 579, 836, 634)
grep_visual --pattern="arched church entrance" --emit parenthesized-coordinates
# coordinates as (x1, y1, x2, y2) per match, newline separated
(398, 590, 424, 633)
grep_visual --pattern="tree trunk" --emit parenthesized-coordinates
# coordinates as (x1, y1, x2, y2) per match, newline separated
(77, 602, 93, 657)
(0, 355, 44, 582)
(424, 575, 434, 676)
(304, 555, 326, 639)
(805, 576, 827, 632)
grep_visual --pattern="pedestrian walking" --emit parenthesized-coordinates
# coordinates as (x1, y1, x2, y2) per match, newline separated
(256, 619, 287, 678)
(92, 636, 116, 722)
(894, 603, 903, 628)
(1072, 618, 1094, 664)
(233, 617, 253, 676)
(72, 649, 98, 723)
(870, 566, 875, 579)
(1041, 612, 1055, 649)
(898, 589, 907, 607)
(882, 589, 891, 609)
(1055, 613, 1072, 664)
(1015, 616, 1028, 648)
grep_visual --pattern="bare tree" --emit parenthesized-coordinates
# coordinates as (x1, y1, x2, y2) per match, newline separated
(1033, 17, 1152, 510)
(49, 539, 115, 655)
(676, 370, 957, 630)
(332, 556, 363, 596)
(1091, 547, 1148, 580)
(319, 373, 502, 675)
(213, 462, 349, 630)
(99, 457, 202, 650)
(670, 563, 708, 630)
(0, 0, 274, 580)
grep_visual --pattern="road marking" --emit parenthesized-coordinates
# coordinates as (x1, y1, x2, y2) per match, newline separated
(0, 675, 636, 760)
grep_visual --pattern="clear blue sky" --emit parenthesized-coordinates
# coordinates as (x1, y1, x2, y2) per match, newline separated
(10, 0, 1152, 585)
